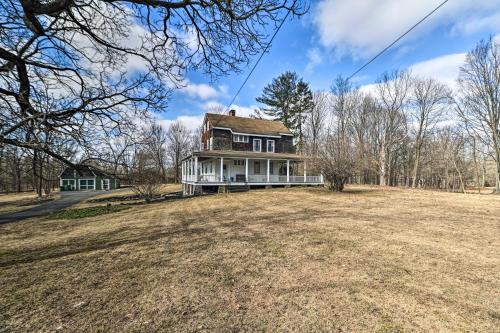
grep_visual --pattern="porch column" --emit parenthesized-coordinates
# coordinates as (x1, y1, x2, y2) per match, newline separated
(194, 156, 198, 182)
(182, 161, 185, 181)
(304, 160, 307, 183)
(286, 160, 290, 183)
(190, 158, 193, 180)
(245, 158, 249, 182)
(267, 159, 270, 182)
(220, 157, 224, 182)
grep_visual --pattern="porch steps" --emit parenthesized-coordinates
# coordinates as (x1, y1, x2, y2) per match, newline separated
(226, 185, 250, 193)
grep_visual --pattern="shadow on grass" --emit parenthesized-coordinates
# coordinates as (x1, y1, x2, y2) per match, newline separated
(0, 195, 374, 269)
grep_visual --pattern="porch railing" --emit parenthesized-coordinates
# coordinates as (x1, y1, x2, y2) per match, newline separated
(183, 174, 323, 183)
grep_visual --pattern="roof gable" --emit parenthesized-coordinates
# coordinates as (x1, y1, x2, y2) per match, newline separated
(205, 113, 292, 137)
(60, 165, 113, 178)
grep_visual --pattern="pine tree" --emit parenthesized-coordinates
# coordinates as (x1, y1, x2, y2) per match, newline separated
(256, 71, 313, 152)
(256, 71, 298, 128)
(292, 79, 314, 152)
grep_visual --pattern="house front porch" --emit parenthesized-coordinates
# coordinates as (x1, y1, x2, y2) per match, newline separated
(181, 151, 323, 195)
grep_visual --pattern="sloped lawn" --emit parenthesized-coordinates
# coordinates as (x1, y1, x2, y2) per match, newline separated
(0, 186, 499, 332)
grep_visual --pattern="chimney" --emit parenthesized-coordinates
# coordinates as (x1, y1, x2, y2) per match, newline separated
(228, 109, 236, 117)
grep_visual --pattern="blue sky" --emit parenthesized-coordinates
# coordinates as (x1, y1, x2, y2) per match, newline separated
(160, 0, 500, 130)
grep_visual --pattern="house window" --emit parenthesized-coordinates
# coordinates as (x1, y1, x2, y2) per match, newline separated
(267, 140, 275, 153)
(79, 179, 95, 190)
(254, 161, 261, 174)
(269, 162, 274, 174)
(233, 160, 245, 166)
(233, 135, 249, 143)
(253, 139, 261, 152)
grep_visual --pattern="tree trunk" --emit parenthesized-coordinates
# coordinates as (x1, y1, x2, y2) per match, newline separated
(411, 147, 421, 188)
(495, 145, 500, 194)
(379, 148, 386, 186)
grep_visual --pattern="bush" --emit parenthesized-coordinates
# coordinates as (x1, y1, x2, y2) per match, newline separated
(48, 205, 130, 219)
(130, 170, 163, 203)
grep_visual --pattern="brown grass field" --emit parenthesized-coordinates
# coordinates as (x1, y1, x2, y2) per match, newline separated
(0, 192, 58, 215)
(0, 185, 499, 332)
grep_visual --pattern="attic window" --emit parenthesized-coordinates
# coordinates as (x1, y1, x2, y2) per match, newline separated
(233, 135, 248, 143)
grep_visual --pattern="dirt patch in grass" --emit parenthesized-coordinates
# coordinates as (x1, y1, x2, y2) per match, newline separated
(0, 185, 499, 332)
(47, 205, 131, 220)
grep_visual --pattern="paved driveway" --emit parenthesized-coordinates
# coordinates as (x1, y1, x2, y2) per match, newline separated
(0, 190, 120, 225)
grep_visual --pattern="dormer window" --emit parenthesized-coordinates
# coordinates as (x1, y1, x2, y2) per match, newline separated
(253, 139, 261, 152)
(267, 140, 275, 153)
(233, 135, 249, 143)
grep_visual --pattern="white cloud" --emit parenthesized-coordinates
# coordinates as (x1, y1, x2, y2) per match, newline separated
(158, 103, 259, 133)
(452, 12, 500, 36)
(181, 82, 220, 100)
(358, 52, 466, 95)
(410, 53, 466, 88)
(305, 48, 323, 74)
(312, 0, 500, 59)
(158, 115, 205, 132)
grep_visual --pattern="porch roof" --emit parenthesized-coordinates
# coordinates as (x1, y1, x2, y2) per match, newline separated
(185, 150, 309, 161)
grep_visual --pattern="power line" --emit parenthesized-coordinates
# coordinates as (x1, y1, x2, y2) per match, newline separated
(222, 1, 296, 116)
(347, 0, 449, 80)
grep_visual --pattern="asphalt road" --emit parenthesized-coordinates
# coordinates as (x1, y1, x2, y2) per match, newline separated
(0, 190, 119, 225)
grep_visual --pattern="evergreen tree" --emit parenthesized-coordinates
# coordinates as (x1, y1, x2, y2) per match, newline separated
(292, 79, 314, 152)
(256, 71, 313, 152)
(256, 71, 298, 128)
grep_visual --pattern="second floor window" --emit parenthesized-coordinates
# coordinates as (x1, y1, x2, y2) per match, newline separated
(267, 140, 275, 153)
(253, 139, 261, 152)
(233, 135, 248, 143)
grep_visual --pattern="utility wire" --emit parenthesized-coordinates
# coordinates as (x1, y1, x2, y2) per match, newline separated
(221, 1, 296, 116)
(347, 0, 449, 80)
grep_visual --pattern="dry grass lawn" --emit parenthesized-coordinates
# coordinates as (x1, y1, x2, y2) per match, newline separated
(0, 185, 499, 332)
(0, 192, 58, 215)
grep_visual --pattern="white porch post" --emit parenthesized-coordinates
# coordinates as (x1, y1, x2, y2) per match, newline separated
(304, 160, 307, 183)
(194, 156, 198, 182)
(286, 160, 290, 183)
(190, 158, 193, 180)
(267, 159, 270, 182)
(245, 158, 249, 182)
(220, 157, 224, 182)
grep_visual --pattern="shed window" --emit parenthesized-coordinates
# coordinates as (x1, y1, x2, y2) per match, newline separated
(79, 179, 95, 190)
(233, 135, 249, 143)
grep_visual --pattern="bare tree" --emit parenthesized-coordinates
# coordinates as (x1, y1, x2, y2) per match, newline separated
(456, 37, 500, 193)
(318, 76, 358, 192)
(375, 70, 412, 186)
(166, 121, 191, 183)
(305, 92, 329, 156)
(0, 1, 306, 165)
(144, 122, 168, 182)
(409, 76, 450, 187)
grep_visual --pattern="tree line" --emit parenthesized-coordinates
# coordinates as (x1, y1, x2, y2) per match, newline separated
(0, 0, 305, 195)
(0, 120, 197, 195)
(256, 37, 500, 193)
